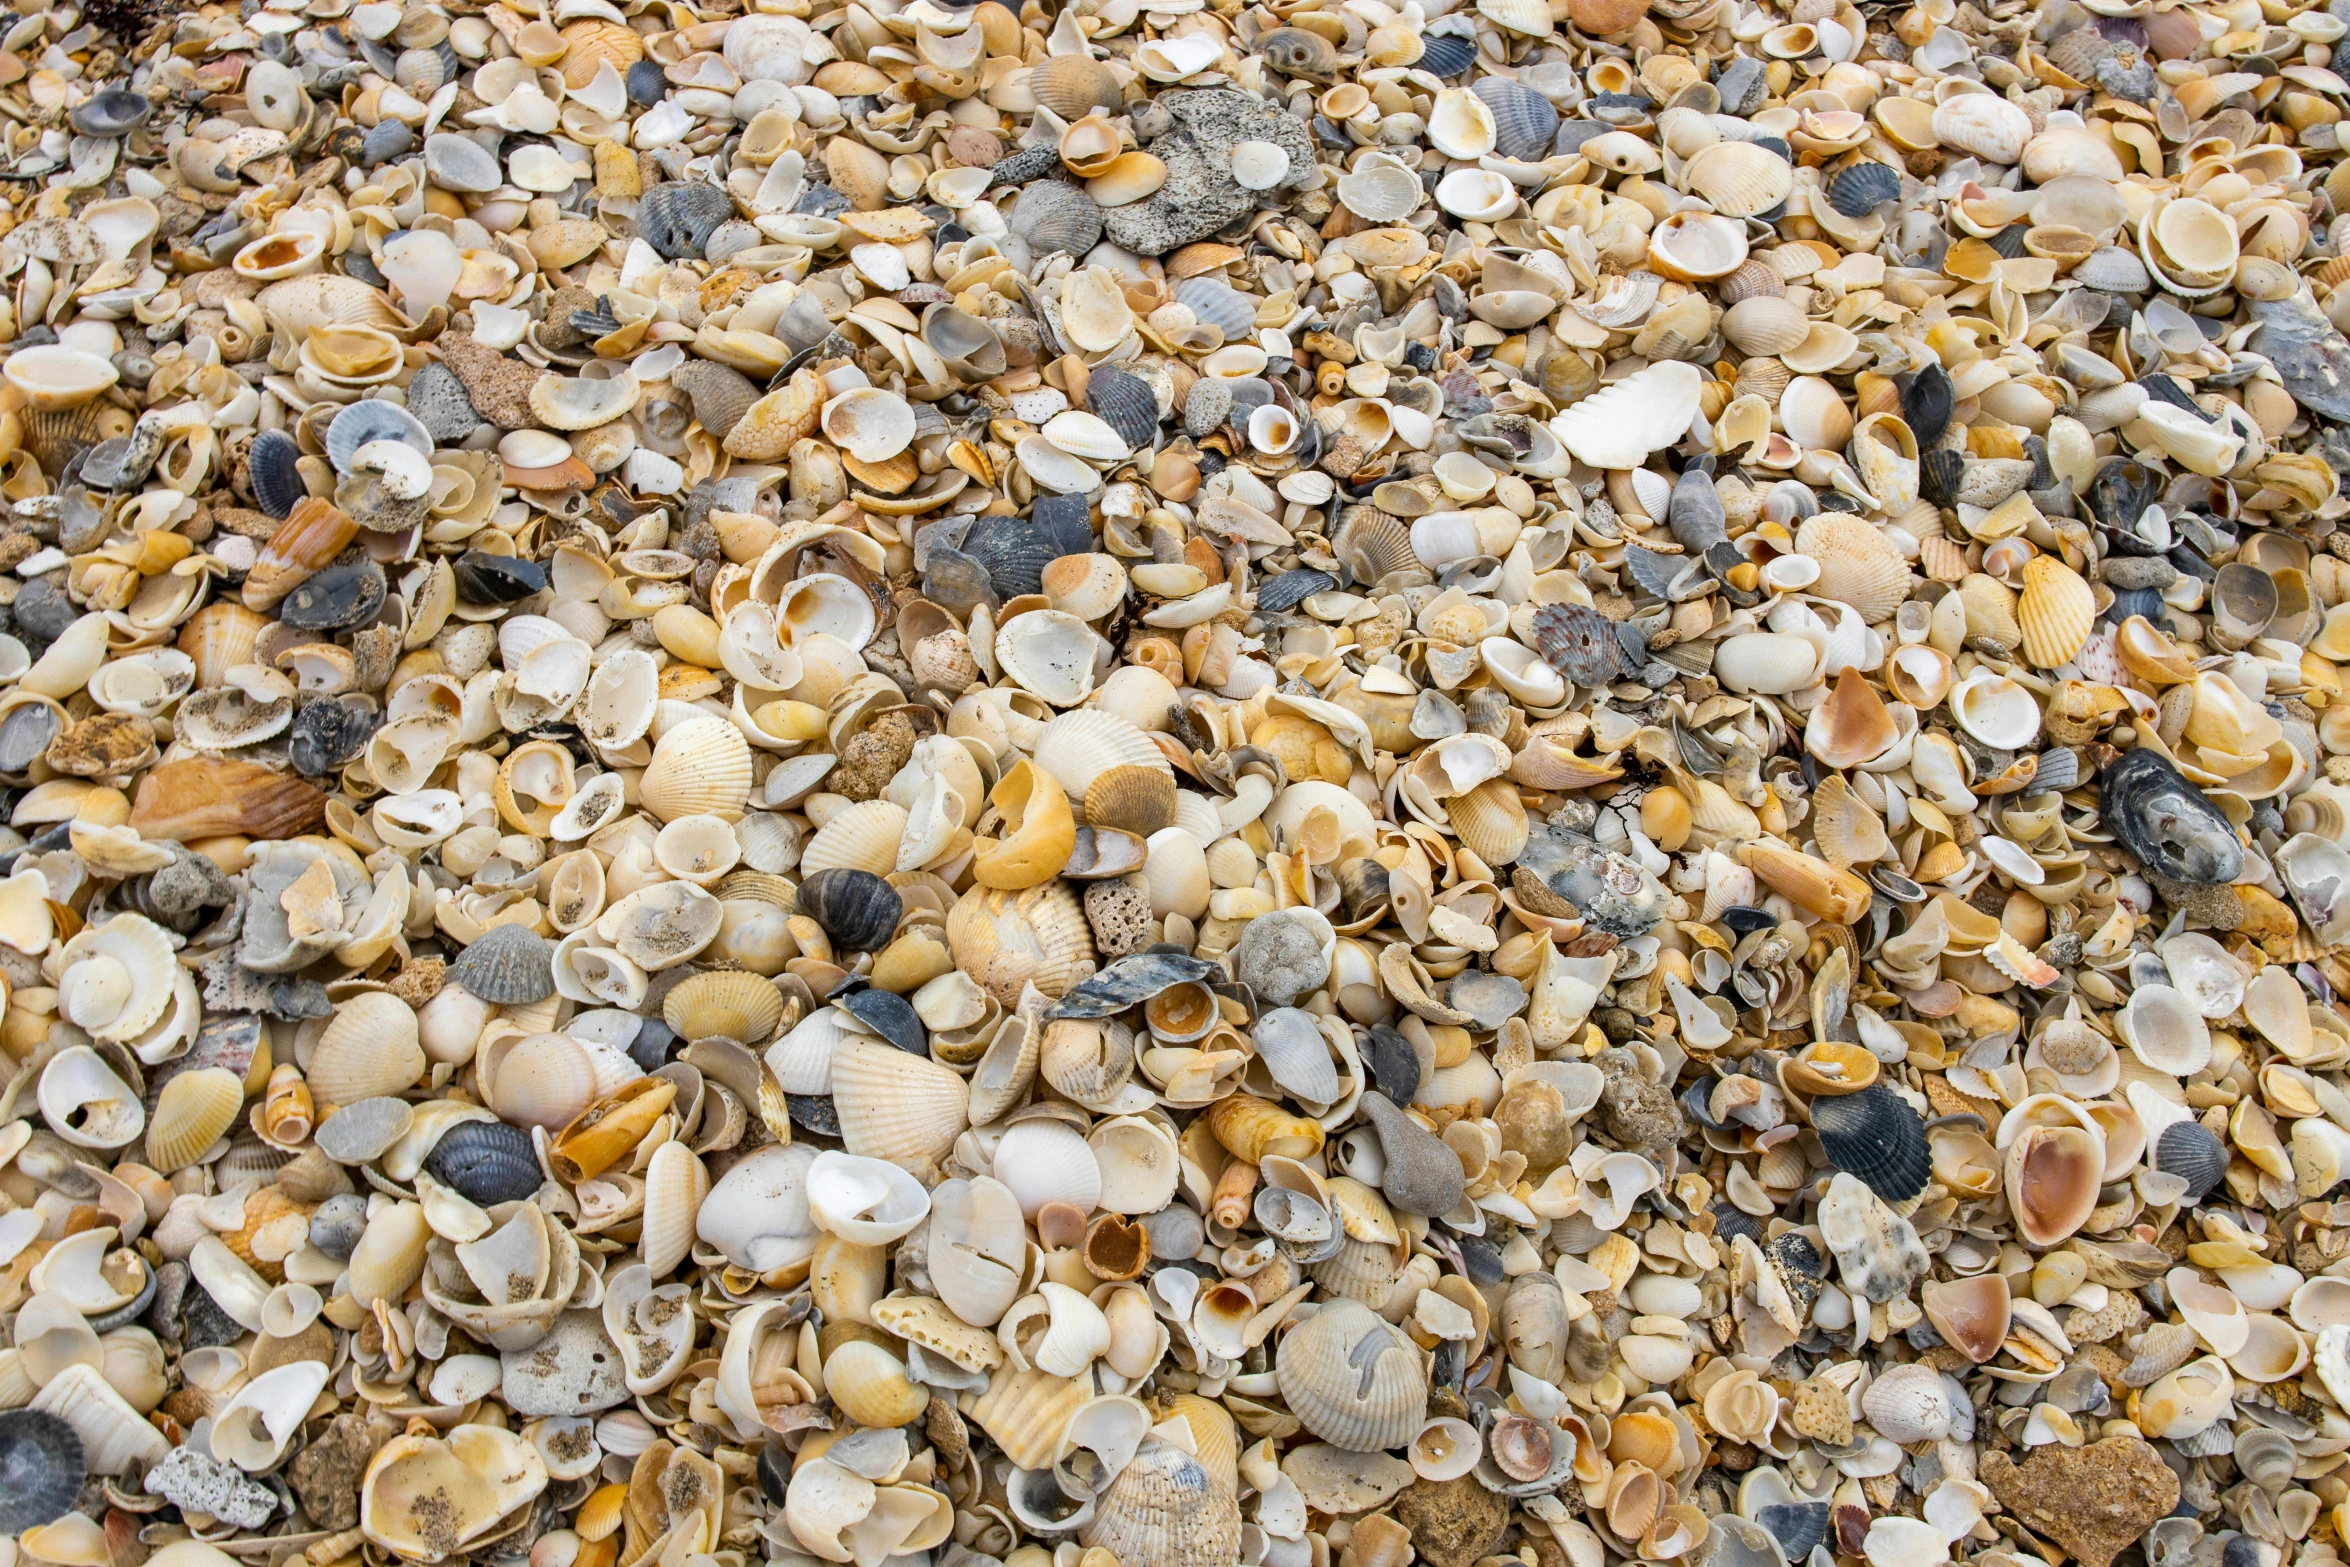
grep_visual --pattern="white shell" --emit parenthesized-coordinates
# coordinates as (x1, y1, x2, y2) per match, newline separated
(997, 610, 1103, 707)
(1549, 362, 1703, 470)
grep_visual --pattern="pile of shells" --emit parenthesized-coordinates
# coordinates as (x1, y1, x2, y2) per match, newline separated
(17, 0, 2350, 1566)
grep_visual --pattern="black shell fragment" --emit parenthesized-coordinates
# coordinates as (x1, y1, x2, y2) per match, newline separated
(1826, 161, 1899, 218)
(1809, 1082, 1930, 1201)
(637, 181, 735, 261)
(248, 429, 306, 520)
(2249, 292, 2350, 423)
(788, 1093, 841, 1138)
(626, 59, 669, 106)
(2153, 1120, 2228, 1205)
(289, 700, 380, 777)
(1258, 569, 1336, 613)
(2100, 746, 2244, 885)
(1031, 493, 1094, 557)
(453, 551, 547, 604)
(1363, 1024, 1419, 1102)
(1899, 363, 1954, 447)
(1917, 447, 1966, 507)
(2138, 374, 2208, 418)
(1051, 951, 1224, 1018)
(1529, 602, 1628, 686)
(423, 1119, 544, 1205)
(1757, 1503, 1830, 1561)
(837, 983, 926, 1056)
(795, 867, 901, 952)
(278, 560, 387, 633)
(0, 1410, 84, 1533)
(2087, 457, 2165, 534)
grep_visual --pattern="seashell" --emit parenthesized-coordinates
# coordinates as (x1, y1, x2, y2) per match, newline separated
(2099, 748, 2243, 886)
(1827, 161, 1900, 217)
(1080, 1437, 1240, 1567)
(1011, 180, 1105, 259)
(145, 1067, 243, 1174)
(0, 1410, 83, 1532)
(1275, 1299, 1428, 1451)
(1922, 1273, 2011, 1363)
(797, 867, 903, 951)
(638, 182, 734, 260)
(664, 970, 786, 1044)
(1031, 56, 1124, 119)
(1648, 211, 1748, 282)
(450, 922, 557, 1004)
(425, 1121, 544, 1206)
(37, 1047, 145, 1150)
(361, 1424, 548, 1561)
(1861, 1362, 1952, 1443)
(1810, 1083, 1929, 1201)
(1931, 93, 2032, 163)
(2006, 1122, 2101, 1246)
(1336, 156, 1425, 225)
(1682, 140, 1793, 219)
(57, 914, 177, 1045)
(1549, 362, 1703, 470)
(830, 1036, 969, 1175)
(642, 716, 754, 822)
(2017, 555, 2094, 668)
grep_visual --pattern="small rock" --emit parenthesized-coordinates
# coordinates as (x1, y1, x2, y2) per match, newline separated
(1389, 1477, 1509, 1567)
(146, 1445, 277, 1529)
(1982, 1437, 2181, 1567)
(1360, 1091, 1466, 1217)
(436, 333, 546, 431)
(404, 362, 481, 445)
(288, 1412, 377, 1529)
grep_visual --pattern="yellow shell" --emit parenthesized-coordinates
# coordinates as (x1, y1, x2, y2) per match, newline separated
(146, 1066, 244, 1173)
(2018, 554, 2095, 669)
(661, 969, 787, 1045)
(1206, 1092, 1326, 1163)
(973, 759, 1077, 890)
(966, 1364, 1096, 1470)
(1447, 777, 1528, 867)
(559, 20, 645, 89)
(641, 716, 753, 822)
(723, 370, 826, 462)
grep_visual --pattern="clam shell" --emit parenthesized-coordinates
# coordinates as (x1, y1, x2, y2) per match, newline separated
(308, 993, 426, 1107)
(829, 1036, 969, 1173)
(1079, 1439, 1241, 1567)
(1810, 1083, 1929, 1201)
(1010, 180, 1105, 259)
(1682, 140, 1793, 219)
(449, 922, 557, 1004)
(797, 867, 903, 951)
(638, 182, 735, 260)
(947, 882, 1097, 1004)
(1471, 76, 1559, 161)
(642, 716, 753, 822)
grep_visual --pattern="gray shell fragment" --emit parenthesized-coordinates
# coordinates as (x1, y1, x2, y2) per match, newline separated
(501, 1309, 630, 1416)
(1051, 951, 1223, 1017)
(2249, 292, 2350, 421)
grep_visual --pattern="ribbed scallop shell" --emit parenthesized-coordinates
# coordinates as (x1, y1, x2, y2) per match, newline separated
(1827, 161, 1900, 217)
(638, 181, 734, 261)
(449, 922, 556, 1004)
(1336, 159, 1425, 224)
(307, 993, 426, 1107)
(1810, 1083, 1930, 1201)
(670, 360, 759, 440)
(1332, 505, 1417, 584)
(641, 716, 753, 822)
(800, 799, 911, 877)
(1417, 30, 1477, 76)
(247, 430, 306, 519)
(559, 20, 645, 88)
(1085, 764, 1178, 837)
(1447, 777, 1529, 866)
(1273, 1299, 1429, 1452)
(1031, 56, 1123, 119)
(1682, 140, 1793, 219)
(424, 1120, 543, 1205)
(947, 882, 1098, 1005)
(1721, 296, 1808, 357)
(1173, 276, 1257, 339)
(966, 1365, 1097, 1471)
(963, 515, 1059, 600)
(2154, 1121, 2228, 1204)
(829, 1035, 970, 1172)
(1010, 180, 1103, 258)
(1086, 366, 1162, 449)
(2017, 554, 2095, 669)
(1472, 77, 1559, 161)
(145, 1066, 243, 1173)
(1079, 1438, 1242, 1567)
(663, 970, 787, 1045)
(1034, 710, 1171, 805)
(1796, 513, 1912, 622)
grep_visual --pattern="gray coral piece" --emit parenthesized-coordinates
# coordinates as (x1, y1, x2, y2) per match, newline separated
(1102, 90, 1316, 256)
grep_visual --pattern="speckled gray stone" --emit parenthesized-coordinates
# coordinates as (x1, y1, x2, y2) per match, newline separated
(501, 1309, 629, 1417)
(404, 362, 480, 445)
(147, 1445, 277, 1528)
(1102, 90, 1314, 256)
(1184, 378, 1234, 438)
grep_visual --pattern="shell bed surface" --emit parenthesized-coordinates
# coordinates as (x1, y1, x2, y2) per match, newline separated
(24, 0, 2350, 1565)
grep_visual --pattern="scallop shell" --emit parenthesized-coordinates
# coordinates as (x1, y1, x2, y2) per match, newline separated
(829, 1036, 970, 1173)
(1010, 180, 1104, 259)
(1274, 1299, 1428, 1452)
(1795, 513, 1912, 621)
(1031, 55, 1123, 119)
(1079, 1438, 1241, 1567)
(1336, 156, 1425, 224)
(145, 1067, 243, 1174)
(947, 882, 1097, 1005)
(802, 799, 913, 876)
(670, 360, 760, 439)
(1682, 140, 1793, 219)
(1549, 362, 1703, 470)
(1827, 161, 1900, 217)
(1810, 1083, 1929, 1201)
(1721, 296, 1808, 357)
(1471, 76, 1559, 161)
(641, 716, 753, 822)
(449, 921, 557, 1004)
(2017, 555, 2095, 669)
(308, 992, 426, 1107)
(1085, 765, 1179, 836)
(0, 1410, 83, 1534)
(663, 970, 786, 1045)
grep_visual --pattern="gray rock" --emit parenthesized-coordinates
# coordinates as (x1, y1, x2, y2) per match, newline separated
(12, 577, 77, 644)
(2099, 555, 2177, 591)
(1103, 90, 1314, 255)
(502, 1309, 629, 1416)
(1184, 378, 1234, 438)
(404, 362, 480, 445)
(147, 1445, 277, 1529)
